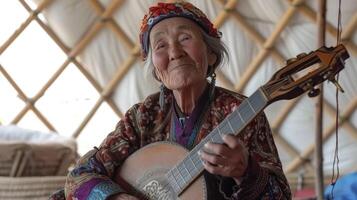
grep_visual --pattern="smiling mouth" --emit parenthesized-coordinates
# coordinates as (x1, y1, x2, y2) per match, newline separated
(169, 64, 192, 72)
(173, 63, 192, 68)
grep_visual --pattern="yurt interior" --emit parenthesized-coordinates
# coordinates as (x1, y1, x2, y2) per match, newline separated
(0, 0, 357, 199)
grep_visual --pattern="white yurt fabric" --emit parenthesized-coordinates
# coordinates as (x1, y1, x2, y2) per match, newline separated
(19, 0, 357, 177)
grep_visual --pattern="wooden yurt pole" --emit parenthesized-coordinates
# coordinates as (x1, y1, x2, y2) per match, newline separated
(228, 9, 285, 64)
(89, 0, 134, 49)
(341, 12, 357, 40)
(298, 4, 357, 56)
(315, 0, 326, 198)
(72, 46, 140, 138)
(324, 101, 357, 141)
(285, 98, 357, 173)
(21, 1, 124, 118)
(0, 65, 56, 131)
(0, 0, 53, 54)
(234, 0, 304, 93)
(212, 0, 238, 90)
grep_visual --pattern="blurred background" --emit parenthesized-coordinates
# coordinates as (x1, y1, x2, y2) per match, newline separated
(1, 0, 356, 199)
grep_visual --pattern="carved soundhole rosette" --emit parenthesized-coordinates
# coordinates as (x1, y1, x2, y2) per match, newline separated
(142, 180, 173, 200)
(136, 168, 177, 200)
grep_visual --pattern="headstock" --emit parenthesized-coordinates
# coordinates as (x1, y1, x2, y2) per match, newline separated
(262, 44, 350, 105)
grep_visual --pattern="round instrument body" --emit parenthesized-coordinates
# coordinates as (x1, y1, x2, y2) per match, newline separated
(116, 142, 207, 200)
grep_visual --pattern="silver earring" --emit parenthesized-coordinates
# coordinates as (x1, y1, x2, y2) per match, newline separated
(210, 71, 216, 87)
(209, 71, 216, 101)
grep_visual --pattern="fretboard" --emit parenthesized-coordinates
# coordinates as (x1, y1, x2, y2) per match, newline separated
(165, 88, 268, 195)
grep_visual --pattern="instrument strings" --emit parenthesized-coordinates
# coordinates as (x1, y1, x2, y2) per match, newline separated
(330, 0, 342, 198)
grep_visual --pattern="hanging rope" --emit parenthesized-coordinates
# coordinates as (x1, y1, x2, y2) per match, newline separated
(336, 0, 343, 45)
(329, 0, 343, 198)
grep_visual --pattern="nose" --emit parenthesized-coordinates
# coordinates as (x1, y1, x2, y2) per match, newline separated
(169, 42, 186, 61)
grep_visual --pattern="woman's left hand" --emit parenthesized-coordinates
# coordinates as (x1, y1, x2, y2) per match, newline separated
(199, 134, 249, 180)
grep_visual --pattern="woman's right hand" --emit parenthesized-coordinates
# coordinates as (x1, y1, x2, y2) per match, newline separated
(107, 193, 140, 200)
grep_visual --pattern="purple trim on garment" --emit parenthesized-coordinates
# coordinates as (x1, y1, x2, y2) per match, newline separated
(172, 86, 209, 147)
(174, 116, 188, 146)
(74, 178, 103, 200)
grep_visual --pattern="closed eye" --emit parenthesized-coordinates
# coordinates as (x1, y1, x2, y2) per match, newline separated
(180, 37, 189, 41)
(179, 34, 191, 42)
(155, 42, 166, 50)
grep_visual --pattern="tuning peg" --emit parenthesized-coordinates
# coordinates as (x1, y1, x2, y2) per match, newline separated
(308, 88, 320, 97)
(296, 52, 307, 59)
(330, 79, 345, 93)
(286, 57, 297, 65)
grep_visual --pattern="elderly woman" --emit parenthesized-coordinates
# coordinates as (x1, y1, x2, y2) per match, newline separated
(64, 1, 291, 200)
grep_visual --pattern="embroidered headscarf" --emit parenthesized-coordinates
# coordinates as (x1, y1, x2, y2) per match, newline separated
(139, 1, 221, 60)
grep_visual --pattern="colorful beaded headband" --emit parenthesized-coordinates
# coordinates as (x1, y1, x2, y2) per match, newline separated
(139, 1, 221, 60)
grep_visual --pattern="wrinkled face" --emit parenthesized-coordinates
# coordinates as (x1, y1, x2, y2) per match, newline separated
(149, 17, 216, 91)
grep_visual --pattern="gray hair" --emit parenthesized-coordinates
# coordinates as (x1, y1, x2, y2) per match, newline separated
(201, 30, 229, 76)
(144, 30, 229, 81)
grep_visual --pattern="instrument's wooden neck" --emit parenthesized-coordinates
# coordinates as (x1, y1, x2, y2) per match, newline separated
(165, 89, 268, 195)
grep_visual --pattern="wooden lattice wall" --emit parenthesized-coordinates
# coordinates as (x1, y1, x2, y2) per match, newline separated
(1, 0, 357, 180)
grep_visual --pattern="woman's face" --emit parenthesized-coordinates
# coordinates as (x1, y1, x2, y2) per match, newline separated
(149, 17, 216, 91)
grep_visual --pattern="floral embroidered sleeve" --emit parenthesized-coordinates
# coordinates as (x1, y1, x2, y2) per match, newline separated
(231, 113, 291, 199)
(64, 104, 143, 200)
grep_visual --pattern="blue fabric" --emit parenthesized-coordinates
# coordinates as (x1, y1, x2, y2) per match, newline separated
(87, 181, 122, 200)
(324, 172, 357, 200)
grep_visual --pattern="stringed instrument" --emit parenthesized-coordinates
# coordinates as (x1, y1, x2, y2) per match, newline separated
(115, 44, 350, 200)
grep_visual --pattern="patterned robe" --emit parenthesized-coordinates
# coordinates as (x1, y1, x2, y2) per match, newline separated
(64, 86, 291, 200)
